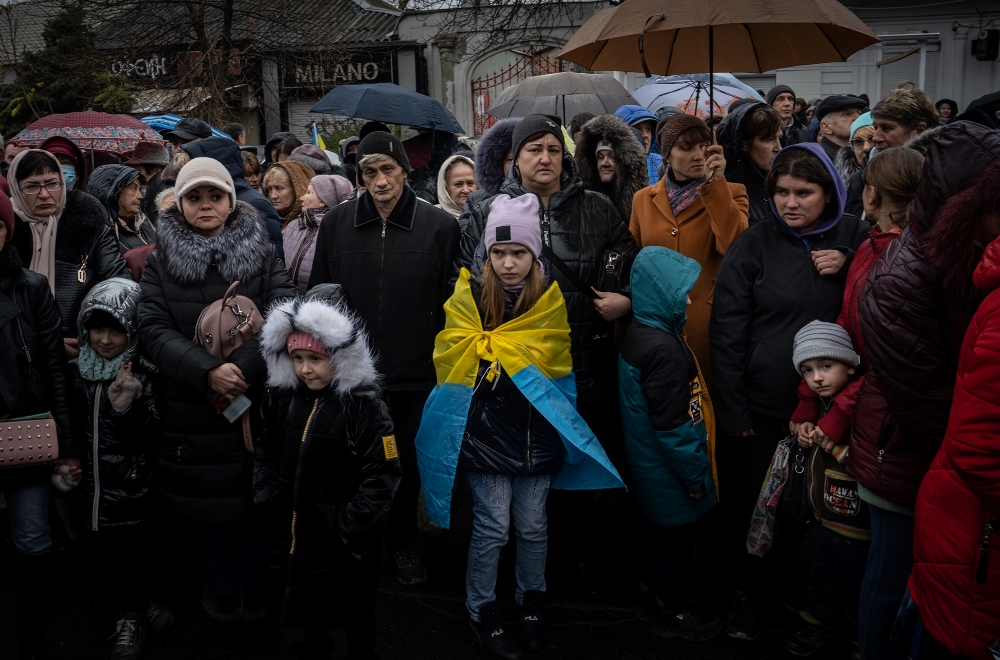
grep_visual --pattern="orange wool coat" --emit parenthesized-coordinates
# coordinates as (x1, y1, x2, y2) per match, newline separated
(628, 176, 749, 390)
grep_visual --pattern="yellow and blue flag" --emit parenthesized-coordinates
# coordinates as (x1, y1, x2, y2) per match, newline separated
(414, 268, 624, 528)
(312, 122, 326, 151)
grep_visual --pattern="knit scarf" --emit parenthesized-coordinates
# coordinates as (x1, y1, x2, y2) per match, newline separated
(9, 150, 68, 296)
(78, 343, 122, 382)
(665, 165, 705, 217)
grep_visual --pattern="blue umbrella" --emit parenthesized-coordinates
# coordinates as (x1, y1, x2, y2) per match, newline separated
(311, 83, 465, 134)
(140, 114, 233, 140)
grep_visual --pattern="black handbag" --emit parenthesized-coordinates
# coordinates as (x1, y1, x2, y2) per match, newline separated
(778, 435, 811, 524)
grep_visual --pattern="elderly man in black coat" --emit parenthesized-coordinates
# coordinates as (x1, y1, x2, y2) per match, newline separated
(308, 131, 460, 587)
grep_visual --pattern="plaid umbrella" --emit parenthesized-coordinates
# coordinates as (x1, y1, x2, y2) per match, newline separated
(11, 110, 168, 155)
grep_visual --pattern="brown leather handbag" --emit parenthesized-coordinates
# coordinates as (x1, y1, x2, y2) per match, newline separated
(193, 281, 262, 453)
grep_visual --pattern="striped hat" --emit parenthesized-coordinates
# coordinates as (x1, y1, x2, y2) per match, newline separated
(792, 321, 860, 373)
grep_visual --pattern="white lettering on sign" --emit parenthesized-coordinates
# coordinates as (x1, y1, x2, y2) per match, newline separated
(294, 61, 382, 85)
(110, 55, 168, 79)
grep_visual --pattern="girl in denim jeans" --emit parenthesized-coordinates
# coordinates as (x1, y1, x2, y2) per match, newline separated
(415, 194, 623, 660)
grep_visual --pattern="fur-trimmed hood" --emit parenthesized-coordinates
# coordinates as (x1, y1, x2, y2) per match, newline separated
(260, 297, 379, 395)
(835, 144, 861, 186)
(903, 125, 945, 157)
(575, 114, 648, 221)
(154, 200, 271, 285)
(475, 118, 519, 196)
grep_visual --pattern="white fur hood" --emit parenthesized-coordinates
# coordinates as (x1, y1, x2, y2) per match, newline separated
(260, 297, 379, 395)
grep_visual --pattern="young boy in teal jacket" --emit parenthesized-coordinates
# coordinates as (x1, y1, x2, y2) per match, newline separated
(618, 246, 721, 642)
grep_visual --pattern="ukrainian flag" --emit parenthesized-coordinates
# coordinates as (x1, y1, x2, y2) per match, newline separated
(415, 268, 624, 529)
(312, 122, 326, 151)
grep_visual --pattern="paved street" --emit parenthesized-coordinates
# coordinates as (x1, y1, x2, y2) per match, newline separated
(0, 499, 804, 660)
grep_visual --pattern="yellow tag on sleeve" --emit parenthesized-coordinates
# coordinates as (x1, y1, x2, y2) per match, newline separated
(382, 435, 399, 460)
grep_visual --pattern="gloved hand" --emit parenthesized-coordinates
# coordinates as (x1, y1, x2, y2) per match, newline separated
(108, 361, 142, 413)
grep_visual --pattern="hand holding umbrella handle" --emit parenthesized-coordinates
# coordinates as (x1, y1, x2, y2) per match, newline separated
(705, 145, 726, 183)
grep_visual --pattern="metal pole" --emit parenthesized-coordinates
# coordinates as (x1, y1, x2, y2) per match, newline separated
(709, 25, 715, 142)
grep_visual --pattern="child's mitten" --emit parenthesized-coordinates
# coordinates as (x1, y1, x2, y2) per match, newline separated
(51, 464, 78, 493)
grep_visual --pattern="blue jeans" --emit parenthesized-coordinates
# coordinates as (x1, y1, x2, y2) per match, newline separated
(466, 473, 550, 621)
(859, 504, 914, 660)
(5, 482, 53, 555)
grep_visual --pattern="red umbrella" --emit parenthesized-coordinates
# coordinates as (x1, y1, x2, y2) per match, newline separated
(11, 110, 168, 155)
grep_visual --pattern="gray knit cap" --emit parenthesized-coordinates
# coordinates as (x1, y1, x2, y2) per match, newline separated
(792, 320, 860, 373)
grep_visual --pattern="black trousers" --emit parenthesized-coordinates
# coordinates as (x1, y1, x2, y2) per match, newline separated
(383, 390, 432, 555)
(93, 524, 151, 614)
(807, 521, 869, 641)
(640, 521, 699, 610)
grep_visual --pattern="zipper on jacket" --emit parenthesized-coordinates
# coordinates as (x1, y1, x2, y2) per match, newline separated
(977, 516, 997, 584)
(289, 397, 320, 556)
(377, 220, 387, 334)
(525, 406, 532, 475)
(540, 207, 551, 248)
(91, 383, 103, 531)
(77, 255, 88, 284)
(289, 232, 317, 287)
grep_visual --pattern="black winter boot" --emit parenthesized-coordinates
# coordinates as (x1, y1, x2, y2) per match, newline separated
(519, 590, 545, 652)
(202, 588, 245, 656)
(652, 606, 722, 642)
(15, 550, 52, 660)
(468, 600, 520, 660)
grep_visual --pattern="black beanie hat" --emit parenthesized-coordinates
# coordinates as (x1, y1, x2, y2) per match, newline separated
(356, 131, 410, 173)
(511, 114, 565, 159)
(766, 84, 796, 107)
(84, 310, 126, 335)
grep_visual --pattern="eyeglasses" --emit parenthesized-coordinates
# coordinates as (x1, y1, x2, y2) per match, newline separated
(19, 181, 64, 196)
(851, 137, 874, 149)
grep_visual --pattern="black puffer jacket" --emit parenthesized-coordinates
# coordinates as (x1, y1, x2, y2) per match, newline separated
(10, 190, 129, 336)
(255, 296, 401, 587)
(718, 101, 772, 226)
(138, 202, 295, 527)
(87, 164, 156, 254)
(0, 246, 74, 491)
(73, 277, 158, 530)
(456, 280, 563, 476)
(308, 185, 460, 392)
(457, 151, 637, 399)
(575, 114, 649, 223)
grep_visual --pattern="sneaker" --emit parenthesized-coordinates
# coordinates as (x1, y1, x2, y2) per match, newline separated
(468, 600, 520, 660)
(392, 548, 428, 586)
(784, 625, 835, 657)
(799, 608, 823, 627)
(725, 591, 759, 641)
(146, 601, 174, 633)
(109, 614, 147, 660)
(652, 607, 722, 642)
(519, 590, 545, 652)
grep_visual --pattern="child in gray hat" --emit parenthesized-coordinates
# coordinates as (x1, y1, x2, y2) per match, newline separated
(785, 320, 869, 657)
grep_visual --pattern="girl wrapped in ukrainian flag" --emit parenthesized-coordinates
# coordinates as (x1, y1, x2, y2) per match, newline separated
(414, 193, 623, 659)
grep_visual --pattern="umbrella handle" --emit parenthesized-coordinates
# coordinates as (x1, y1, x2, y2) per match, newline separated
(709, 25, 715, 145)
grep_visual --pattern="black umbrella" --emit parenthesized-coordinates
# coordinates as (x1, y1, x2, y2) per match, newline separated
(311, 83, 465, 133)
(486, 72, 637, 123)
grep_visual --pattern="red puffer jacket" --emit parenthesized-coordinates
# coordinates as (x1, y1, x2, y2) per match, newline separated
(909, 236, 1000, 660)
(852, 124, 1000, 507)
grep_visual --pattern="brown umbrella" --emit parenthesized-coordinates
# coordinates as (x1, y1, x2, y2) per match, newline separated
(559, 0, 879, 121)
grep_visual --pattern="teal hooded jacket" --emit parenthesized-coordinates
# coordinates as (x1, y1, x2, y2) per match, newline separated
(618, 247, 718, 527)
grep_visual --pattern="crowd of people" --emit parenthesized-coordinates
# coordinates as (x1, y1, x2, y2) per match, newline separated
(0, 82, 998, 660)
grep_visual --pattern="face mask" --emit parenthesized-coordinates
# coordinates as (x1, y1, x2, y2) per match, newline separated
(61, 164, 77, 189)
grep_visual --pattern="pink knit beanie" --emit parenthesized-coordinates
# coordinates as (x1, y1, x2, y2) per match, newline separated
(286, 332, 331, 357)
(484, 194, 543, 260)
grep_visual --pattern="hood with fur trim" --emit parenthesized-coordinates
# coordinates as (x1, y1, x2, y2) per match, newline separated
(260, 297, 378, 395)
(575, 114, 648, 222)
(475, 118, 519, 196)
(154, 200, 271, 285)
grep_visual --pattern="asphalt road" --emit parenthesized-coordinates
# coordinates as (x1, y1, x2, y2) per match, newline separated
(0, 497, 807, 660)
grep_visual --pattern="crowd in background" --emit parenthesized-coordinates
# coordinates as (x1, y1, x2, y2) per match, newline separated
(0, 81, 998, 660)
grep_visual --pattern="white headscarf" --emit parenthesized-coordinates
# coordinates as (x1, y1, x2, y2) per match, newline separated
(435, 154, 476, 219)
(9, 149, 67, 295)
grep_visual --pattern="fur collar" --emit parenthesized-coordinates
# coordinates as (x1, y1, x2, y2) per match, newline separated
(155, 201, 271, 285)
(260, 297, 379, 395)
(574, 114, 649, 221)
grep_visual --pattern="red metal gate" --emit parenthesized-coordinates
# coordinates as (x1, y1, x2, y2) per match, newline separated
(471, 49, 568, 135)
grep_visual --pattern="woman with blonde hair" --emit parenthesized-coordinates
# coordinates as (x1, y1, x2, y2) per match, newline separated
(263, 160, 314, 228)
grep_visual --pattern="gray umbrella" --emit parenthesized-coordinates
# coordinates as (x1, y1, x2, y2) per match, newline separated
(486, 72, 637, 123)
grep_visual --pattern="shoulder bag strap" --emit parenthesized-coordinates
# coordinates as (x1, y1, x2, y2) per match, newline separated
(541, 244, 600, 299)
